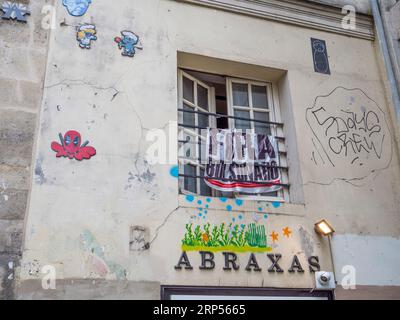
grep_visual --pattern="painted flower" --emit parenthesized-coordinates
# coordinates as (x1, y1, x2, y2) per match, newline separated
(202, 233, 209, 242)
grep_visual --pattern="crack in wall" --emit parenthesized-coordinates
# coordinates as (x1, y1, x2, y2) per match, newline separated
(45, 79, 121, 101)
(139, 206, 180, 256)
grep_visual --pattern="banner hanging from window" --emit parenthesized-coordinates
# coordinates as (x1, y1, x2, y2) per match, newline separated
(204, 129, 282, 194)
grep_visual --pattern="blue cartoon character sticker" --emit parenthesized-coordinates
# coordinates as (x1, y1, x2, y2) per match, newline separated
(114, 31, 143, 58)
(76, 24, 97, 49)
(62, 0, 92, 17)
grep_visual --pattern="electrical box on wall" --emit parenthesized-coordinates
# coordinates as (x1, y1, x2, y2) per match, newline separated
(315, 271, 336, 290)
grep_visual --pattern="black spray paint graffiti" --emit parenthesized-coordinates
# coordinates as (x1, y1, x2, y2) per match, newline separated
(306, 87, 392, 182)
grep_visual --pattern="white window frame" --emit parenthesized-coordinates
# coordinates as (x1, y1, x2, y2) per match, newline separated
(178, 70, 216, 196)
(226, 78, 288, 202)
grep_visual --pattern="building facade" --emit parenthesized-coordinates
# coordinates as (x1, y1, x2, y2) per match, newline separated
(0, 0, 400, 300)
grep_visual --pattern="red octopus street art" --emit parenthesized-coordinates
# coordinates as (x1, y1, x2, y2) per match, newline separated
(51, 130, 96, 161)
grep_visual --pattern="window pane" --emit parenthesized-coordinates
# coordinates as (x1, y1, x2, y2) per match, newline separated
(232, 83, 249, 107)
(234, 110, 251, 131)
(184, 164, 197, 193)
(183, 77, 194, 103)
(182, 133, 196, 160)
(200, 168, 212, 196)
(252, 85, 268, 109)
(198, 112, 209, 129)
(254, 111, 271, 135)
(183, 103, 195, 127)
(197, 84, 209, 110)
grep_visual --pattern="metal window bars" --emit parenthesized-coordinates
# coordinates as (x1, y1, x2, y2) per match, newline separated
(178, 108, 290, 192)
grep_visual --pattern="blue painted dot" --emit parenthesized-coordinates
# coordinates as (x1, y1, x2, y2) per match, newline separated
(258, 207, 263, 211)
(204, 210, 208, 214)
(220, 197, 228, 202)
(235, 199, 243, 206)
(272, 202, 281, 208)
(205, 204, 209, 208)
(169, 166, 179, 178)
(197, 200, 202, 205)
(264, 214, 268, 219)
(203, 216, 206, 219)
(199, 213, 202, 217)
(206, 198, 211, 203)
(185, 195, 195, 202)
(241, 224, 245, 229)
(232, 218, 236, 222)
(199, 208, 203, 211)
(238, 215, 243, 220)
(226, 205, 233, 211)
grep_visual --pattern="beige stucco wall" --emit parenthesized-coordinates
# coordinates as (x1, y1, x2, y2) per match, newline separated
(15, 0, 400, 299)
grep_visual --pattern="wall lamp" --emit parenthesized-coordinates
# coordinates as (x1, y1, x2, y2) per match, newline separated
(314, 219, 335, 236)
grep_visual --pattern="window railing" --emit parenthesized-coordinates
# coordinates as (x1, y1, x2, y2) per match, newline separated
(178, 108, 290, 198)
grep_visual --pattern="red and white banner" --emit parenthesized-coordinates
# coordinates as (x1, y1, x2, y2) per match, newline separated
(204, 129, 282, 194)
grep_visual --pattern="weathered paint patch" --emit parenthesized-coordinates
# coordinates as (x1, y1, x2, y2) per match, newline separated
(0, 181, 8, 202)
(299, 227, 314, 258)
(34, 155, 46, 185)
(80, 230, 126, 280)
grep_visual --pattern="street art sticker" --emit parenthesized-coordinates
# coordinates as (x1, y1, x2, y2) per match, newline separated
(311, 38, 330, 75)
(51, 130, 97, 161)
(76, 24, 97, 49)
(306, 87, 392, 183)
(62, 0, 92, 17)
(114, 30, 143, 57)
(1, 1, 30, 22)
(181, 223, 272, 253)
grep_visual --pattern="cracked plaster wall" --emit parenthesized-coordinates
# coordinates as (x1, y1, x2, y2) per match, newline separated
(12, 0, 400, 299)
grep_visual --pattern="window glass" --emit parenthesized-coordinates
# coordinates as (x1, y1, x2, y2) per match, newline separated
(254, 111, 271, 135)
(197, 84, 209, 110)
(183, 133, 196, 160)
(198, 112, 209, 129)
(252, 85, 268, 109)
(183, 77, 194, 103)
(234, 110, 251, 131)
(184, 164, 197, 193)
(183, 103, 195, 127)
(232, 83, 249, 107)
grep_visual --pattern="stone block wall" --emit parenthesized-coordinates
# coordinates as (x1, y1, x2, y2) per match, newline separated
(0, 0, 50, 299)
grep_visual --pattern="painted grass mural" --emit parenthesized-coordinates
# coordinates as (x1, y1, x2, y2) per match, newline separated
(181, 223, 272, 253)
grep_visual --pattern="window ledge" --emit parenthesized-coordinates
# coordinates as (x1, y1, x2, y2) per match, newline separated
(178, 194, 306, 216)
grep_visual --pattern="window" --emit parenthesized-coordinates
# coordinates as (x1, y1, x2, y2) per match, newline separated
(178, 68, 289, 201)
(228, 79, 272, 136)
(178, 70, 215, 196)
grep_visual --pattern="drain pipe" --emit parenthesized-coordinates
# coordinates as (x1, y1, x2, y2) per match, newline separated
(370, 0, 400, 122)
